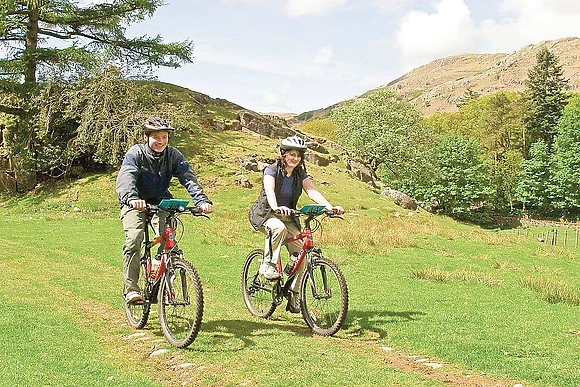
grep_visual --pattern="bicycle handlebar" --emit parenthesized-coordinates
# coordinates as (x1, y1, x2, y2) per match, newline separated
(276, 208, 342, 218)
(146, 204, 208, 217)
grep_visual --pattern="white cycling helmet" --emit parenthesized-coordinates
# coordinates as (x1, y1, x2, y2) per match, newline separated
(142, 117, 175, 134)
(280, 136, 308, 151)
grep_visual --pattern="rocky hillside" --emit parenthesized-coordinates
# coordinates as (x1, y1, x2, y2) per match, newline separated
(297, 36, 580, 120)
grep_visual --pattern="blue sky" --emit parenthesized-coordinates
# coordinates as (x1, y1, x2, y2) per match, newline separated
(83, 0, 580, 114)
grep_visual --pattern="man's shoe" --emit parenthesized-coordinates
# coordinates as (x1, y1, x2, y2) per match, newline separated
(125, 291, 142, 304)
(259, 263, 281, 281)
(286, 292, 301, 313)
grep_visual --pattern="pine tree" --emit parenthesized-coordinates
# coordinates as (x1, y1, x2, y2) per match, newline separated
(0, 0, 193, 191)
(523, 47, 568, 155)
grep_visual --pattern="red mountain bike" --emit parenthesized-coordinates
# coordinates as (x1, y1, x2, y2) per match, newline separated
(241, 204, 349, 336)
(123, 199, 207, 348)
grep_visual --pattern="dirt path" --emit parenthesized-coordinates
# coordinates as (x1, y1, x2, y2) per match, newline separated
(89, 301, 526, 387)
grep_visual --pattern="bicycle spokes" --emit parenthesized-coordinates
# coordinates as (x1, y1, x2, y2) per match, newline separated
(158, 259, 203, 348)
(300, 257, 348, 336)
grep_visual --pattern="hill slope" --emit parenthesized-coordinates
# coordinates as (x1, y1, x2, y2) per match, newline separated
(296, 36, 580, 121)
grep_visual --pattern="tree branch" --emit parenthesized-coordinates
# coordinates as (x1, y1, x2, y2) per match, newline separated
(0, 104, 24, 117)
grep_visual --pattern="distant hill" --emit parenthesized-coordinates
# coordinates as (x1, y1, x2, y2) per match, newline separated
(295, 36, 580, 121)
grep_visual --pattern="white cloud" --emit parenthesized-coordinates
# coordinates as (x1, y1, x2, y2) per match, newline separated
(285, 0, 347, 17)
(313, 46, 334, 64)
(303, 46, 334, 78)
(395, 0, 476, 71)
(259, 82, 292, 111)
(479, 0, 580, 53)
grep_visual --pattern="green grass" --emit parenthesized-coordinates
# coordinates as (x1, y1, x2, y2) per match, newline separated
(3, 129, 580, 386)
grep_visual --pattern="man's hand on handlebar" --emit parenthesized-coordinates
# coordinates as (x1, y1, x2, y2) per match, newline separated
(199, 202, 214, 214)
(129, 199, 147, 211)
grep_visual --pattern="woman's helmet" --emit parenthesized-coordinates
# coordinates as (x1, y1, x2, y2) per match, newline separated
(280, 136, 308, 151)
(142, 117, 175, 134)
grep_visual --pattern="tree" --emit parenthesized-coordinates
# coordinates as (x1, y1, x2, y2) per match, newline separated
(0, 0, 193, 191)
(455, 86, 480, 108)
(489, 150, 522, 211)
(515, 140, 556, 214)
(552, 95, 580, 214)
(523, 47, 568, 154)
(330, 89, 435, 187)
(418, 134, 491, 217)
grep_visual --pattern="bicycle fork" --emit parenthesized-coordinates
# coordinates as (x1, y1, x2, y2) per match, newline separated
(305, 250, 332, 300)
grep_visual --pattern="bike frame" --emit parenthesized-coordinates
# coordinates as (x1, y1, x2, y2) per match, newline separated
(272, 212, 328, 295)
(280, 226, 314, 277)
(142, 210, 182, 302)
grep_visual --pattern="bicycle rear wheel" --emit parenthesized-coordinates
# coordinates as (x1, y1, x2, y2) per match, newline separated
(124, 264, 150, 329)
(158, 258, 204, 348)
(241, 249, 277, 318)
(300, 255, 348, 336)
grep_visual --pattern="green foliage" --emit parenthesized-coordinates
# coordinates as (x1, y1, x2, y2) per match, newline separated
(515, 140, 556, 214)
(488, 150, 523, 211)
(427, 91, 526, 157)
(0, 0, 192, 83)
(0, 0, 194, 190)
(424, 91, 527, 214)
(29, 68, 198, 176)
(455, 86, 480, 108)
(298, 118, 339, 141)
(552, 95, 580, 213)
(412, 134, 491, 216)
(524, 47, 568, 152)
(331, 89, 434, 183)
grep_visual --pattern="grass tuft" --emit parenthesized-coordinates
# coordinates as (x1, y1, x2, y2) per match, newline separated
(519, 276, 580, 306)
(411, 266, 502, 286)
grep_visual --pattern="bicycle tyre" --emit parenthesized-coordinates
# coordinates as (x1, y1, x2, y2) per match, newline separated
(124, 263, 151, 329)
(241, 249, 277, 318)
(158, 258, 204, 348)
(300, 255, 348, 336)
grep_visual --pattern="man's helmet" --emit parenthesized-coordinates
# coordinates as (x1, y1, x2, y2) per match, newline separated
(142, 117, 175, 134)
(280, 136, 308, 151)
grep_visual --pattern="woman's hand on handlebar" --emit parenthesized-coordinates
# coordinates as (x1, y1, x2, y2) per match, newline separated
(129, 199, 147, 211)
(329, 205, 344, 215)
(275, 206, 293, 216)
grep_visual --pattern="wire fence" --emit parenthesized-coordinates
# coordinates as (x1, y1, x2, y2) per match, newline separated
(516, 227, 580, 248)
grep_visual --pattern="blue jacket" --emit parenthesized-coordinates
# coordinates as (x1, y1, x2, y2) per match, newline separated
(116, 143, 211, 207)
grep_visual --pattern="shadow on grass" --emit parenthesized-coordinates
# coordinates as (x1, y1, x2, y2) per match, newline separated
(145, 309, 427, 351)
(182, 317, 312, 352)
(341, 310, 427, 340)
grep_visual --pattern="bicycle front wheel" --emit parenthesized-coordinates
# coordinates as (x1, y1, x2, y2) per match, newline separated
(124, 263, 150, 329)
(158, 258, 204, 348)
(300, 255, 348, 336)
(241, 249, 277, 318)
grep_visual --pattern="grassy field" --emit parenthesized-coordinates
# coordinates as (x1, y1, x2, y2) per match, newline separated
(2, 129, 580, 386)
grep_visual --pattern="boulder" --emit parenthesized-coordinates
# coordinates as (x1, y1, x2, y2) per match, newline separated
(381, 189, 418, 211)
(346, 158, 375, 185)
(304, 151, 330, 167)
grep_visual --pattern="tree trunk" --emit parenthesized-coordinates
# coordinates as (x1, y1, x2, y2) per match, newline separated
(9, 4, 41, 191)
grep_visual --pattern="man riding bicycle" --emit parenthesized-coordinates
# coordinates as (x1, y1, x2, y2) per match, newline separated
(116, 117, 213, 304)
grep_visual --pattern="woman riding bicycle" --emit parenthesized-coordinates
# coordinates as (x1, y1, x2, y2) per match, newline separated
(248, 135, 344, 312)
(116, 117, 214, 304)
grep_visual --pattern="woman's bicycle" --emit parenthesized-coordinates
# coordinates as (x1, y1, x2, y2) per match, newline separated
(123, 198, 207, 348)
(241, 204, 349, 336)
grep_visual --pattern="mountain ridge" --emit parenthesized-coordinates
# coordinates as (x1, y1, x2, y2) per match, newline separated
(293, 36, 580, 121)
